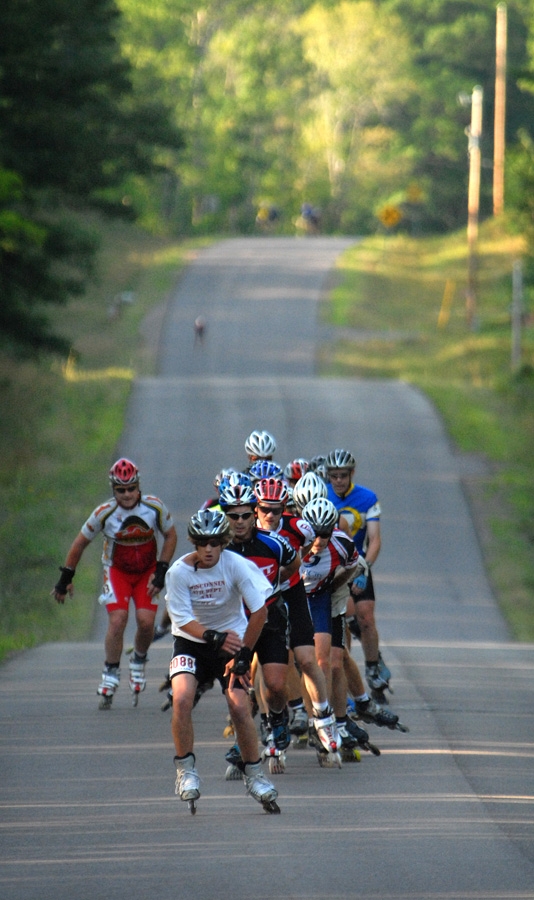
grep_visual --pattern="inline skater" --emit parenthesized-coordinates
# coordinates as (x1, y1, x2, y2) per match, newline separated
(254, 477, 341, 759)
(218, 473, 299, 772)
(52, 458, 177, 708)
(294, 471, 398, 731)
(300, 498, 374, 761)
(325, 449, 392, 701)
(165, 507, 279, 814)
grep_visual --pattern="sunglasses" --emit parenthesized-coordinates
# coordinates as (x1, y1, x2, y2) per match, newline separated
(114, 485, 139, 494)
(315, 530, 333, 539)
(195, 538, 224, 548)
(258, 505, 284, 515)
(227, 511, 254, 521)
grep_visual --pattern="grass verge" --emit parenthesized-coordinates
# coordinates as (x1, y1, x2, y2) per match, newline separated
(0, 213, 211, 663)
(320, 218, 534, 640)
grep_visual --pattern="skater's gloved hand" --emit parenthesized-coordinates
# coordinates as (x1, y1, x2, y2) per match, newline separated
(52, 566, 75, 603)
(230, 646, 252, 676)
(203, 630, 229, 652)
(149, 561, 169, 595)
(352, 573, 367, 592)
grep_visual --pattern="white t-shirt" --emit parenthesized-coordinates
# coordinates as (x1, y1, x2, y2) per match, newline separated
(165, 550, 272, 642)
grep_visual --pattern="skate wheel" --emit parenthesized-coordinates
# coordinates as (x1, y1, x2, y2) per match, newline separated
(292, 734, 308, 749)
(132, 691, 139, 707)
(396, 722, 410, 733)
(223, 724, 235, 738)
(268, 755, 285, 775)
(366, 742, 381, 756)
(341, 747, 361, 763)
(98, 695, 113, 710)
(262, 799, 281, 814)
(188, 799, 197, 815)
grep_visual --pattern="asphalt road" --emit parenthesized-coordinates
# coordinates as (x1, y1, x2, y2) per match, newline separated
(1, 237, 533, 900)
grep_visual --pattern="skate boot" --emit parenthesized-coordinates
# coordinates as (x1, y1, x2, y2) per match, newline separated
(97, 665, 120, 709)
(353, 697, 409, 733)
(159, 675, 173, 712)
(128, 652, 147, 707)
(310, 709, 342, 768)
(152, 623, 170, 642)
(289, 706, 309, 749)
(270, 707, 291, 751)
(365, 654, 393, 704)
(263, 708, 290, 773)
(343, 716, 381, 757)
(243, 761, 280, 814)
(225, 743, 243, 781)
(261, 728, 286, 775)
(174, 753, 200, 814)
(337, 720, 361, 762)
(259, 714, 270, 746)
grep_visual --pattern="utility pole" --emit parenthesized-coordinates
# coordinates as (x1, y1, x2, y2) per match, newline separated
(494, 2, 507, 217)
(466, 86, 483, 329)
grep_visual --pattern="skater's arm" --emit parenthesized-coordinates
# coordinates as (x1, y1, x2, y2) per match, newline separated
(148, 525, 178, 596)
(242, 605, 267, 652)
(280, 554, 301, 584)
(364, 520, 381, 567)
(51, 532, 91, 603)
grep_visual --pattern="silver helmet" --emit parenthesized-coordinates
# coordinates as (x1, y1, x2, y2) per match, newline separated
(188, 508, 231, 540)
(324, 449, 356, 471)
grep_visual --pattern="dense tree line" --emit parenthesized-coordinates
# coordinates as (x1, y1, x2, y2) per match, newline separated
(0, 0, 182, 353)
(3, 0, 534, 351)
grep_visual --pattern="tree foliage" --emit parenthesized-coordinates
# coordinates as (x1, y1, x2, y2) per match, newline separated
(0, 0, 182, 353)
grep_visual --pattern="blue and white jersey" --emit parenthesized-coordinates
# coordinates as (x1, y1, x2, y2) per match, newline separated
(327, 482, 380, 554)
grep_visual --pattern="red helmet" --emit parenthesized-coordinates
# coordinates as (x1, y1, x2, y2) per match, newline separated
(109, 458, 139, 486)
(284, 458, 309, 482)
(254, 477, 289, 505)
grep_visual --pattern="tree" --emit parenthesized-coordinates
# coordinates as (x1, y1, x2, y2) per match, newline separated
(0, 0, 182, 353)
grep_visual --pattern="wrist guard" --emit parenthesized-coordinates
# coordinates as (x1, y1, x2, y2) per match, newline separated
(230, 646, 252, 676)
(152, 560, 169, 591)
(55, 566, 75, 594)
(202, 630, 228, 652)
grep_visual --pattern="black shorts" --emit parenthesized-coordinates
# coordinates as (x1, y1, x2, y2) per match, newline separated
(170, 636, 237, 692)
(254, 601, 290, 667)
(283, 580, 315, 650)
(351, 568, 376, 602)
(331, 613, 346, 650)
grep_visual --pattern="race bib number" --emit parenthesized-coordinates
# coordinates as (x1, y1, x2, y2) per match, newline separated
(169, 654, 196, 677)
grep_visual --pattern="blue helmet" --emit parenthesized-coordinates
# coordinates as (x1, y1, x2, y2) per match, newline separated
(218, 472, 256, 509)
(248, 460, 284, 483)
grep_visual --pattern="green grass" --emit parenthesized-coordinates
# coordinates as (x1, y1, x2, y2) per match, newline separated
(320, 219, 534, 640)
(0, 213, 212, 662)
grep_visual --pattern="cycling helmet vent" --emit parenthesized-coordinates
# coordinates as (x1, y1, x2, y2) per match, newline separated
(219, 475, 257, 509)
(248, 460, 284, 482)
(301, 498, 339, 533)
(188, 508, 231, 540)
(254, 477, 289, 505)
(245, 430, 277, 458)
(109, 458, 139, 486)
(292, 471, 327, 511)
(324, 449, 356, 470)
(283, 458, 309, 481)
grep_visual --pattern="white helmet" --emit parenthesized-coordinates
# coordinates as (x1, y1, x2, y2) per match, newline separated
(301, 498, 339, 535)
(292, 471, 327, 512)
(245, 430, 277, 458)
(325, 449, 356, 471)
